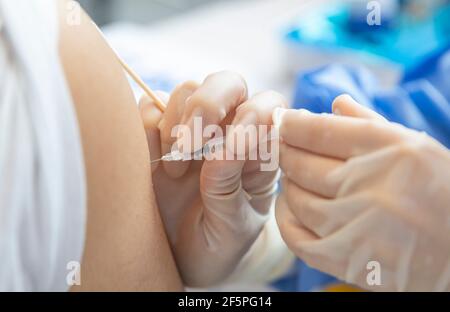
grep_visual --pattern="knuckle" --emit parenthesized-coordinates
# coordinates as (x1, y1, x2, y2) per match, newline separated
(364, 119, 381, 134)
(253, 90, 288, 108)
(366, 120, 406, 143)
(181, 80, 200, 90)
(208, 70, 248, 97)
(173, 80, 198, 95)
(364, 119, 399, 142)
(396, 142, 420, 159)
(304, 118, 323, 146)
(188, 91, 217, 112)
(367, 191, 396, 213)
(280, 113, 299, 135)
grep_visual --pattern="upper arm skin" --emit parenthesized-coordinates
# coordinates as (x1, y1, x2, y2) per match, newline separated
(57, 1, 182, 291)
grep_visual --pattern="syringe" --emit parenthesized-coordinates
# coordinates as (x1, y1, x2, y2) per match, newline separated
(151, 137, 226, 164)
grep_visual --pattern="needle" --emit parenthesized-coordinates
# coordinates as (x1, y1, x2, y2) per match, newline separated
(150, 149, 203, 164)
(151, 137, 226, 164)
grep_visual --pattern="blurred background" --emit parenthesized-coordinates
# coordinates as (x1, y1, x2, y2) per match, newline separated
(77, 0, 450, 291)
(79, 0, 217, 25)
(79, 0, 322, 100)
(79, 0, 449, 101)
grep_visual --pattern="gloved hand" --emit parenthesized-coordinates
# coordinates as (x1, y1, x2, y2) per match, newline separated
(275, 94, 450, 291)
(139, 71, 286, 287)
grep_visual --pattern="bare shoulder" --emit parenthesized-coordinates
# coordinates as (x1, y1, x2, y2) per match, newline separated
(56, 0, 182, 290)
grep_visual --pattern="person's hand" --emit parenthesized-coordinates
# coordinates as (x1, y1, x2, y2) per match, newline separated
(275, 94, 450, 291)
(139, 71, 286, 287)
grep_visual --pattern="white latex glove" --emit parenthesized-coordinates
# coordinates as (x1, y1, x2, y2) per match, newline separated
(276, 94, 450, 291)
(139, 71, 286, 287)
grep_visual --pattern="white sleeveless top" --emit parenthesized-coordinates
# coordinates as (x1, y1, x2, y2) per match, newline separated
(0, 0, 86, 291)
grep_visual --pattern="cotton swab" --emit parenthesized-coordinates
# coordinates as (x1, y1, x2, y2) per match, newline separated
(91, 21, 166, 112)
(116, 57, 167, 112)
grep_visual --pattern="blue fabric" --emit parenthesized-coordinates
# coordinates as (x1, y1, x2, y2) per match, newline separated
(272, 261, 337, 292)
(293, 47, 450, 148)
(273, 47, 450, 292)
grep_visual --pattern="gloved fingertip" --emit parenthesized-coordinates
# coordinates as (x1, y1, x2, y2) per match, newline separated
(139, 95, 163, 130)
(332, 94, 358, 114)
(332, 94, 386, 121)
